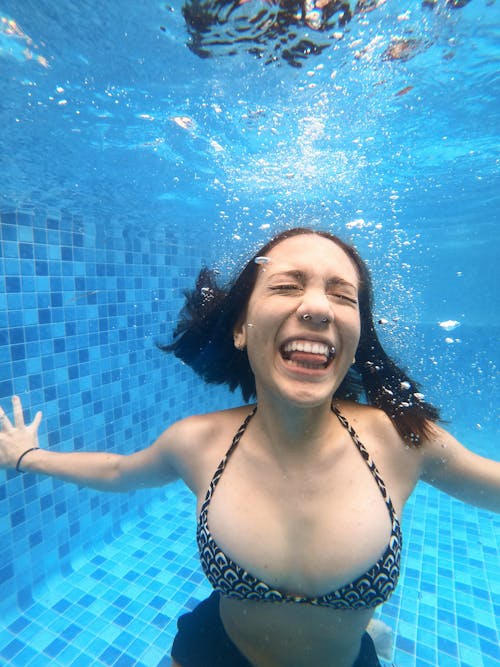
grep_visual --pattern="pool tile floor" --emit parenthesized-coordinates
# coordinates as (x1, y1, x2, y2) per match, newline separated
(1, 484, 499, 666)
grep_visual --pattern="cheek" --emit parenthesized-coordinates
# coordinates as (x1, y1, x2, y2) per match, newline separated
(245, 322, 269, 351)
(244, 319, 279, 365)
(345, 314, 361, 346)
(353, 317, 361, 338)
(244, 301, 275, 339)
(243, 329, 270, 377)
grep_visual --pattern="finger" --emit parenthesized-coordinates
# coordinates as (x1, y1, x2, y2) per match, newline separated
(12, 395, 26, 428)
(0, 405, 14, 431)
(31, 411, 43, 431)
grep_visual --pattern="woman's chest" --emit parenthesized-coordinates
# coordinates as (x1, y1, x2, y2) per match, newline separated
(202, 445, 404, 597)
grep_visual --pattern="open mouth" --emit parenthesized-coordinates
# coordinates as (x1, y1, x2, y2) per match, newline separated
(280, 339, 336, 370)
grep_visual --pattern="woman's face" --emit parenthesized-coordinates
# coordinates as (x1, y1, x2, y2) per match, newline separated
(233, 234, 361, 408)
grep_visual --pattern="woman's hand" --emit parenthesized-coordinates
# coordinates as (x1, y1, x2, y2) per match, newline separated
(0, 394, 180, 489)
(0, 396, 42, 470)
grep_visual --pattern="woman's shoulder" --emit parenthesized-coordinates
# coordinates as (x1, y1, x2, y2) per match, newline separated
(335, 400, 425, 507)
(170, 404, 255, 442)
(163, 404, 255, 493)
(335, 399, 422, 465)
(334, 400, 399, 435)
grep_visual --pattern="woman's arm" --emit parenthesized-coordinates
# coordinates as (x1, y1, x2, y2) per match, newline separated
(0, 395, 180, 492)
(421, 423, 500, 513)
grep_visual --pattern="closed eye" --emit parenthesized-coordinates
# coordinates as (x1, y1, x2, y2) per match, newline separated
(270, 284, 302, 292)
(270, 286, 357, 303)
(331, 293, 358, 304)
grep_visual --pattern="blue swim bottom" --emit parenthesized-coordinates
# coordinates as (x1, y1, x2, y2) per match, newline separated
(171, 592, 381, 667)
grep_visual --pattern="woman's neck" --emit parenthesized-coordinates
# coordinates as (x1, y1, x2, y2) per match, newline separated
(251, 395, 336, 460)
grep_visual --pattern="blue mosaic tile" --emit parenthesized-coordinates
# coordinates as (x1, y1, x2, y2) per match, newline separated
(480, 637, 500, 661)
(1, 208, 499, 666)
(44, 637, 67, 658)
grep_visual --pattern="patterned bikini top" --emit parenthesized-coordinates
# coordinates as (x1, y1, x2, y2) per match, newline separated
(197, 405, 402, 610)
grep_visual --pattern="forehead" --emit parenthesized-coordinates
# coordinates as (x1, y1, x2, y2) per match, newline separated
(263, 234, 359, 284)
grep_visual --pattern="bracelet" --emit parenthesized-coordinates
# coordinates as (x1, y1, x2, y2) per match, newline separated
(16, 447, 41, 473)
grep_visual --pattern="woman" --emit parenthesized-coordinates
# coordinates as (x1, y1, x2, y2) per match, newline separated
(1, 228, 499, 667)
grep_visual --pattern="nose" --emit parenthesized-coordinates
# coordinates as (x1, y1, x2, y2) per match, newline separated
(296, 291, 333, 325)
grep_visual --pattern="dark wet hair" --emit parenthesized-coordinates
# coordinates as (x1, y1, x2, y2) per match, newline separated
(159, 227, 440, 445)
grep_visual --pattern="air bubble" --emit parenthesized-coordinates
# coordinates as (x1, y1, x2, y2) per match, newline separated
(439, 320, 460, 332)
(254, 256, 270, 265)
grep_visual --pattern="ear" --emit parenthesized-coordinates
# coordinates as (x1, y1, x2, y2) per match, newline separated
(233, 319, 247, 351)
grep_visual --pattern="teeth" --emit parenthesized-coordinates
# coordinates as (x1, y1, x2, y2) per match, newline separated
(283, 340, 332, 356)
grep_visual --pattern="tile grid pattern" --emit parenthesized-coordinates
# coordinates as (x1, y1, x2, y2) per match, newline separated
(0, 208, 235, 618)
(0, 483, 498, 666)
(1, 209, 499, 666)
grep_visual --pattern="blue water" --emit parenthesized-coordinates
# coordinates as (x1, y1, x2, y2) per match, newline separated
(0, 1, 499, 665)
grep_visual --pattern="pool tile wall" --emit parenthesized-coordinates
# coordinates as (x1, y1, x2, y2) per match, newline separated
(0, 208, 237, 621)
(1, 208, 498, 666)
